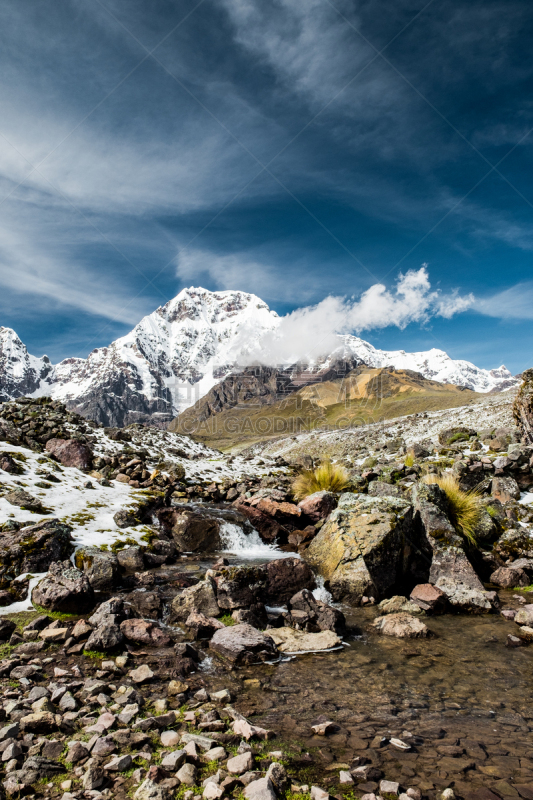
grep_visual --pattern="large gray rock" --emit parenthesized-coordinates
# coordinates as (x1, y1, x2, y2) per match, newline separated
(32, 561, 94, 613)
(210, 624, 278, 665)
(75, 546, 120, 591)
(171, 579, 220, 621)
(5, 489, 43, 512)
(411, 483, 486, 597)
(85, 622, 124, 652)
(304, 494, 414, 603)
(492, 477, 520, 503)
(0, 519, 73, 580)
(214, 558, 315, 609)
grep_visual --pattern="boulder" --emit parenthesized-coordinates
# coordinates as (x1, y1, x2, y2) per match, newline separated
(185, 611, 225, 639)
(264, 558, 315, 604)
(491, 477, 521, 503)
(5, 488, 43, 512)
(113, 495, 164, 529)
(377, 596, 423, 615)
(297, 491, 337, 522)
(438, 427, 476, 446)
(85, 622, 124, 652)
(494, 529, 533, 560)
(117, 546, 145, 572)
(214, 559, 315, 610)
(411, 483, 486, 596)
(514, 604, 533, 626)
(410, 583, 447, 613)
(0, 519, 73, 579)
(0, 619, 16, 641)
(32, 560, 94, 613)
(120, 619, 172, 647)
(169, 509, 221, 552)
(233, 502, 282, 542)
(373, 612, 430, 638)
(367, 481, 404, 498)
(288, 589, 346, 635)
(45, 438, 93, 470)
(125, 590, 162, 619)
(210, 624, 278, 665)
(434, 578, 493, 613)
(513, 368, 533, 443)
(171, 579, 220, 621)
(490, 566, 529, 588)
(268, 627, 341, 652)
(75, 546, 120, 591)
(304, 493, 414, 603)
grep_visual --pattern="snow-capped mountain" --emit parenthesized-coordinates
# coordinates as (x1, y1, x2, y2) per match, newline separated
(0, 287, 519, 427)
(0, 288, 279, 426)
(334, 336, 518, 394)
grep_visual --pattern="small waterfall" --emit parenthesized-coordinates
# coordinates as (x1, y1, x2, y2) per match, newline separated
(218, 522, 288, 559)
(312, 575, 333, 605)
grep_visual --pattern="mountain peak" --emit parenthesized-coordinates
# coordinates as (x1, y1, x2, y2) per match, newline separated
(0, 286, 519, 425)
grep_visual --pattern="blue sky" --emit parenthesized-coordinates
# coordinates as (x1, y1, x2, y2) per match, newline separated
(1, 0, 533, 373)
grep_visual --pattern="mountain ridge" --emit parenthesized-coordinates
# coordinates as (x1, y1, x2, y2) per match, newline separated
(0, 286, 519, 427)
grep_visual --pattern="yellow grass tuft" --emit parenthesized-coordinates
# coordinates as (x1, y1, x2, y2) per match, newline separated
(424, 472, 483, 545)
(292, 459, 350, 500)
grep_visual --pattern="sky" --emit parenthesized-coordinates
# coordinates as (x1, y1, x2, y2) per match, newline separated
(1, 0, 533, 373)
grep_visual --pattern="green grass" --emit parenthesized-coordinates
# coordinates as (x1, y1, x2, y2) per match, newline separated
(32, 605, 80, 621)
(292, 459, 350, 500)
(404, 452, 415, 467)
(219, 613, 236, 627)
(82, 650, 107, 659)
(424, 473, 483, 545)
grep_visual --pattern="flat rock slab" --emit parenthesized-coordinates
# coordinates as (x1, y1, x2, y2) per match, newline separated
(372, 612, 430, 638)
(268, 628, 341, 653)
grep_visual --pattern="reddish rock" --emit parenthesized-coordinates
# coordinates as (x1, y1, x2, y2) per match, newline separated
(233, 501, 282, 542)
(185, 611, 225, 639)
(120, 618, 172, 647)
(253, 498, 302, 520)
(265, 557, 315, 604)
(490, 566, 529, 588)
(288, 526, 316, 548)
(0, 453, 19, 473)
(410, 583, 447, 613)
(45, 438, 93, 470)
(297, 491, 337, 523)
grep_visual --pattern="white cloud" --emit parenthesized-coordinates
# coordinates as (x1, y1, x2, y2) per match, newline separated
(476, 282, 533, 320)
(236, 265, 475, 363)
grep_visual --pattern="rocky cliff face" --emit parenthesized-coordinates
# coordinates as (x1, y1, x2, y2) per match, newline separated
(0, 287, 519, 427)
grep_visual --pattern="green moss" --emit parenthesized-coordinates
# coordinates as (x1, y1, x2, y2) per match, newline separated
(447, 431, 470, 444)
(83, 650, 107, 659)
(219, 613, 236, 627)
(32, 604, 80, 621)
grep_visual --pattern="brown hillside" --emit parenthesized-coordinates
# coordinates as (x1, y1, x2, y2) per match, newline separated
(170, 366, 481, 452)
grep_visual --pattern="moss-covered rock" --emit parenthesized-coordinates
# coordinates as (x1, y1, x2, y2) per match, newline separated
(0, 519, 73, 585)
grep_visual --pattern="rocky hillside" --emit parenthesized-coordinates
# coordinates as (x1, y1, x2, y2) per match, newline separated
(172, 366, 483, 451)
(0, 389, 531, 798)
(0, 288, 518, 428)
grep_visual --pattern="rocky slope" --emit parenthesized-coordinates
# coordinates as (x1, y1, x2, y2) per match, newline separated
(0, 390, 532, 798)
(0, 288, 518, 428)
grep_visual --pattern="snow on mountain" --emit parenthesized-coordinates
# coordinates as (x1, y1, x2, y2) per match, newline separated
(1, 288, 279, 426)
(0, 287, 518, 426)
(334, 336, 518, 393)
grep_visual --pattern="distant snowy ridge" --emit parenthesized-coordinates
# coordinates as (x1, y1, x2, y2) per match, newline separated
(0, 287, 518, 426)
